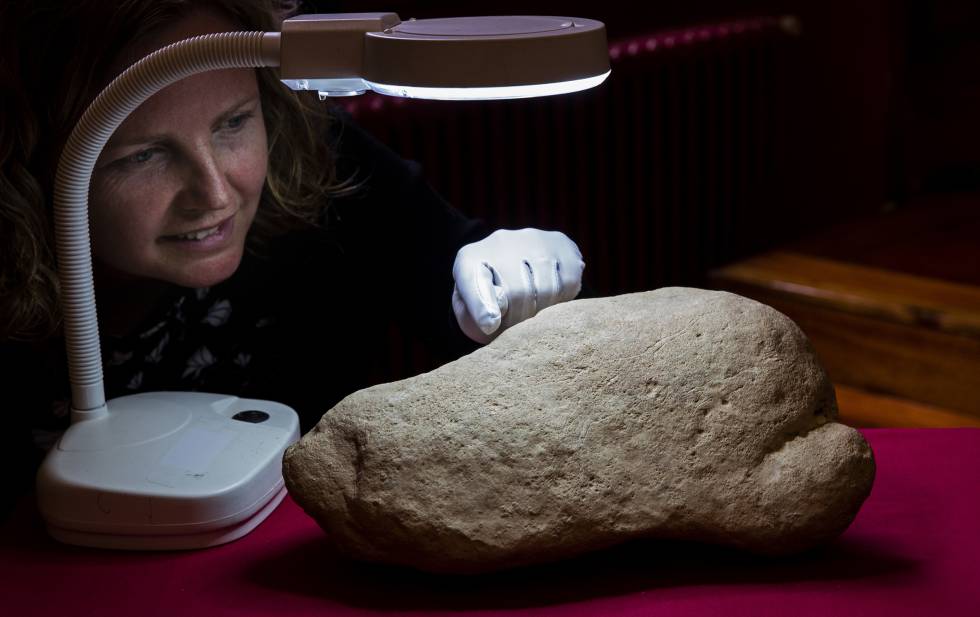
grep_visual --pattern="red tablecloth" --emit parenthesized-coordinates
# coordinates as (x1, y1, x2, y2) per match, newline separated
(2, 428, 978, 617)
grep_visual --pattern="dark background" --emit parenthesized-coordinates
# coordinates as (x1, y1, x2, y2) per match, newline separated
(309, 1, 980, 292)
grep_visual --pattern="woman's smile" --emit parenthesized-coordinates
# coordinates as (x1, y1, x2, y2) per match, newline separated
(159, 211, 237, 251)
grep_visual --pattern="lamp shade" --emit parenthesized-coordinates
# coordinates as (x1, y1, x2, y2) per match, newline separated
(279, 14, 610, 99)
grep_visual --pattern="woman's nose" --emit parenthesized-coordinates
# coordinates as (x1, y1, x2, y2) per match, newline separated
(180, 151, 235, 213)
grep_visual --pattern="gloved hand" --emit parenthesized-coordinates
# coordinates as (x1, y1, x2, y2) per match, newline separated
(452, 228, 585, 344)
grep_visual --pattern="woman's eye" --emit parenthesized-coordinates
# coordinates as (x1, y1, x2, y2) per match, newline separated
(223, 112, 252, 131)
(121, 148, 158, 166)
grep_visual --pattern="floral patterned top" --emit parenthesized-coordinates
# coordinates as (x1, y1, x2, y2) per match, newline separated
(0, 110, 487, 512)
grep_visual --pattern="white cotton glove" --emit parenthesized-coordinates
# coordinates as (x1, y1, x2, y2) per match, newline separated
(452, 228, 585, 344)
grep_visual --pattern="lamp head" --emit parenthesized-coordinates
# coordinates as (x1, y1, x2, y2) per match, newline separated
(278, 13, 610, 100)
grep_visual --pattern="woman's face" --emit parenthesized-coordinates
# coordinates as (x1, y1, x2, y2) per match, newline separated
(90, 9, 268, 290)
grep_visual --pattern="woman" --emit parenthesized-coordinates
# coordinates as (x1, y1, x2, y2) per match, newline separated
(0, 0, 585, 513)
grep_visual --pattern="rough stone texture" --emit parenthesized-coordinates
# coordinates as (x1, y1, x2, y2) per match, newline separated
(284, 288, 876, 573)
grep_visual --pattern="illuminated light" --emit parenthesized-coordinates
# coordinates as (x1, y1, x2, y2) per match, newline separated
(365, 70, 611, 101)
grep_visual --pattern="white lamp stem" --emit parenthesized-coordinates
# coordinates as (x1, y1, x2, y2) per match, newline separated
(53, 31, 281, 419)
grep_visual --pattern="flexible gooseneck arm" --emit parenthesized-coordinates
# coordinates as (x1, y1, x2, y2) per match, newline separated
(53, 31, 280, 421)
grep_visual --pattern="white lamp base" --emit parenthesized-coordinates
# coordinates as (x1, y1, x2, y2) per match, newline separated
(36, 392, 300, 550)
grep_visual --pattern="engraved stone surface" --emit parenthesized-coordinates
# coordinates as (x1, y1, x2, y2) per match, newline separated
(284, 288, 876, 573)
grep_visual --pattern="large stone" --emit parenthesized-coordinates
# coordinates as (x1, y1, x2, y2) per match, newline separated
(283, 288, 875, 573)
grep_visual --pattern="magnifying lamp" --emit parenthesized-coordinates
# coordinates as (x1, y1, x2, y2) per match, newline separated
(37, 12, 609, 550)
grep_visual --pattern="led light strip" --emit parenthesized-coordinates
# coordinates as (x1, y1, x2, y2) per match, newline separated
(365, 70, 611, 101)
